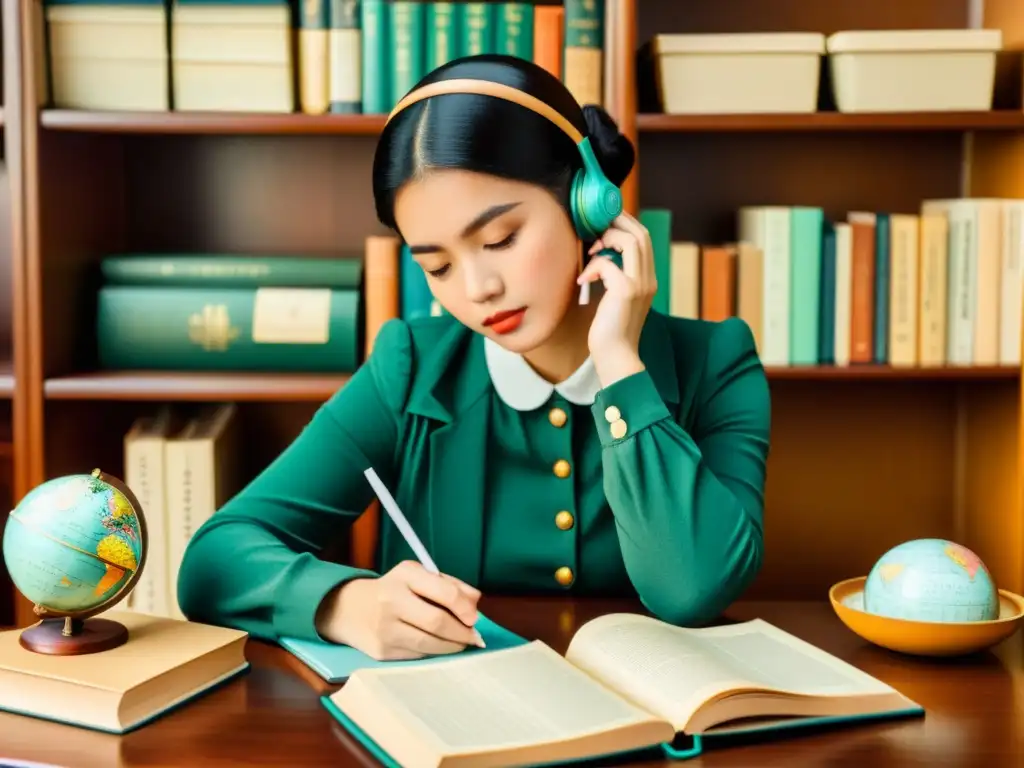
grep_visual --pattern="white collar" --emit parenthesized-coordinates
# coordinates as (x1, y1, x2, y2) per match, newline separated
(483, 337, 600, 411)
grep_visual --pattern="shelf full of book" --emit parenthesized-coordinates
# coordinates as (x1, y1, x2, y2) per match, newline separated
(2, 0, 1024, 629)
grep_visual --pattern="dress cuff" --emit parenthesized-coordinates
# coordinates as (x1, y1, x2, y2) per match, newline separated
(592, 369, 672, 448)
(272, 555, 378, 641)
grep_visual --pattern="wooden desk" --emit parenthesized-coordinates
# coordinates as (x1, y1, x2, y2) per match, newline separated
(1, 597, 1021, 767)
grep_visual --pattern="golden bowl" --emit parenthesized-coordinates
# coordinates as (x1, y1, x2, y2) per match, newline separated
(829, 576, 1024, 657)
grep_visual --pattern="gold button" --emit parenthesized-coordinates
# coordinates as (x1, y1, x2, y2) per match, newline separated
(553, 459, 571, 478)
(555, 566, 574, 586)
(555, 510, 574, 530)
(604, 405, 621, 423)
(609, 419, 628, 439)
(548, 407, 567, 427)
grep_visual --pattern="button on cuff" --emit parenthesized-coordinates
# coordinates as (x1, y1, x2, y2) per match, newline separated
(592, 370, 671, 447)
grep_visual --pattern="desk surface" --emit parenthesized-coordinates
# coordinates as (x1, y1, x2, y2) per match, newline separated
(1, 597, 1021, 768)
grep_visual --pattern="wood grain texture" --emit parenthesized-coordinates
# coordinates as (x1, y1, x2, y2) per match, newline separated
(1, 597, 1020, 767)
(37, 366, 1020, 403)
(41, 110, 388, 135)
(639, 112, 1024, 132)
(43, 371, 350, 401)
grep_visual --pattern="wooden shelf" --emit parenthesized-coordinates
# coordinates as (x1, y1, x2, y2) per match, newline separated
(35, 110, 1024, 138)
(39, 364, 1018, 402)
(43, 371, 351, 401)
(39, 110, 387, 135)
(765, 365, 1020, 381)
(638, 111, 1024, 133)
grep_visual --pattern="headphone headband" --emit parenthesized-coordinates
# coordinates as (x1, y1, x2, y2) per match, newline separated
(386, 78, 585, 144)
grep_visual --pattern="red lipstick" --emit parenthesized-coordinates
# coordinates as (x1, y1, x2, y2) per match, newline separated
(483, 307, 527, 335)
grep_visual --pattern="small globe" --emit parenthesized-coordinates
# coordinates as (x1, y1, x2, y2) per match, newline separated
(2, 470, 146, 618)
(864, 538, 999, 623)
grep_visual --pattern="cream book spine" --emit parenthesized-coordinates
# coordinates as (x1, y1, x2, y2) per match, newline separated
(999, 199, 1024, 365)
(917, 211, 949, 366)
(668, 242, 699, 319)
(738, 206, 791, 366)
(887, 214, 920, 366)
(123, 407, 176, 617)
(164, 404, 241, 619)
(833, 222, 852, 367)
(971, 199, 1003, 366)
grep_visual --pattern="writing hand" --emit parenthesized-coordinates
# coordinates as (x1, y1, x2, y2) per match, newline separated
(576, 212, 656, 386)
(319, 560, 482, 661)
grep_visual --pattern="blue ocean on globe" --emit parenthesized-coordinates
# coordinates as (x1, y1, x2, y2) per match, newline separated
(864, 538, 1000, 622)
(1, 473, 143, 614)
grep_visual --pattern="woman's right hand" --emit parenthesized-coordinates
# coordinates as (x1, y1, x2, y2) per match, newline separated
(317, 560, 483, 660)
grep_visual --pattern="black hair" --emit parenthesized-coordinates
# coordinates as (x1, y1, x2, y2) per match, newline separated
(371, 54, 636, 234)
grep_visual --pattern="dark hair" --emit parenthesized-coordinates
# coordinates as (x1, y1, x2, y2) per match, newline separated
(372, 54, 635, 233)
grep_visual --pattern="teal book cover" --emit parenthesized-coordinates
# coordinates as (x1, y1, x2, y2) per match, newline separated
(873, 212, 891, 363)
(789, 206, 824, 365)
(280, 614, 527, 683)
(818, 222, 837, 364)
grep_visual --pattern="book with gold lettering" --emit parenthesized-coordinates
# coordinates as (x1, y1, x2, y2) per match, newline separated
(322, 613, 923, 766)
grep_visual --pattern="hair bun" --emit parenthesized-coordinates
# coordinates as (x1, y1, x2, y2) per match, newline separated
(581, 105, 635, 187)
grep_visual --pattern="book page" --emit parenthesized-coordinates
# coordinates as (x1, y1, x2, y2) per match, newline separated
(331, 640, 672, 764)
(565, 614, 897, 730)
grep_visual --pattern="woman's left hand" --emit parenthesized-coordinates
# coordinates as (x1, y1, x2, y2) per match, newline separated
(577, 212, 657, 386)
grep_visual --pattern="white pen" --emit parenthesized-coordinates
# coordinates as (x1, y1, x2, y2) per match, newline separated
(363, 467, 486, 649)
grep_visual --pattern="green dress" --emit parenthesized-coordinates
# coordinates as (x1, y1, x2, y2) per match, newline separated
(176, 310, 771, 642)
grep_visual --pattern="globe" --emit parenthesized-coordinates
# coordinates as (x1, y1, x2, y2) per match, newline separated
(1, 469, 148, 654)
(863, 538, 999, 623)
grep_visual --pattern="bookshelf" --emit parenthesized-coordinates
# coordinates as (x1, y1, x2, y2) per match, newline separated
(0, 0, 24, 628)
(2, 0, 1024, 627)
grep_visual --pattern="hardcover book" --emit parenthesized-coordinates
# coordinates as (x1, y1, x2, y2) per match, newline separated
(323, 613, 923, 767)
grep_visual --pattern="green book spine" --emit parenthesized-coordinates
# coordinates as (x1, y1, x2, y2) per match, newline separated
(360, 0, 390, 113)
(563, 0, 602, 48)
(97, 286, 360, 372)
(100, 255, 363, 289)
(639, 208, 672, 315)
(389, 0, 426, 107)
(873, 212, 890, 363)
(425, 2, 458, 70)
(495, 3, 533, 60)
(789, 206, 824, 365)
(328, 0, 362, 113)
(818, 222, 837, 364)
(459, 3, 494, 57)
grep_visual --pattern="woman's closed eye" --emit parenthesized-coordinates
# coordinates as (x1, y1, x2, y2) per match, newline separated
(484, 229, 519, 251)
(426, 264, 451, 278)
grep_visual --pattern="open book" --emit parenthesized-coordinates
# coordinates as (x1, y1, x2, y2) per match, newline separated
(323, 613, 923, 768)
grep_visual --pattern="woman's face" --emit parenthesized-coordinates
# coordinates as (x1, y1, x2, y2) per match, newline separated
(393, 169, 580, 354)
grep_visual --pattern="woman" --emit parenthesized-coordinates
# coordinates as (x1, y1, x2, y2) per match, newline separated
(177, 54, 771, 662)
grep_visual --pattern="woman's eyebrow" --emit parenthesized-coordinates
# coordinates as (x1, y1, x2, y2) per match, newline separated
(408, 201, 521, 254)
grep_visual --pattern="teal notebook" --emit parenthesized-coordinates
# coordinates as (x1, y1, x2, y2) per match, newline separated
(318, 614, 925, 767)
(280, 614, 528, 683)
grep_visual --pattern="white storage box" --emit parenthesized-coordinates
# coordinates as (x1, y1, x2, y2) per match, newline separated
(651, 33, 826, 114)
(826, 29, 1002, 112)
(171, 2, 293, 113)
(46, 4, 169, 111)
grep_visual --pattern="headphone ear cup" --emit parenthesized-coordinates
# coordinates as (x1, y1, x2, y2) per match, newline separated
(571, 138, 623, 242)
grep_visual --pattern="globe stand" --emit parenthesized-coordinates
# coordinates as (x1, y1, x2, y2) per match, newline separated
(19, 615, 129, 656)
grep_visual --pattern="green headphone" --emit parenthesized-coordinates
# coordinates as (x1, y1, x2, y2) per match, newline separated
(386, 77, 624, 242)
(571, 137, 624, 241)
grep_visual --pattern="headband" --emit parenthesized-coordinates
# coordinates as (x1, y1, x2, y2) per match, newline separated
(385, 78, 585, 144)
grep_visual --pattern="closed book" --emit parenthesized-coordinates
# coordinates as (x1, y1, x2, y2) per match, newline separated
(96, 286, 360, 372)
(99, 254, 363, 289)
(0, 611, 248, 734)
(323, 613, 922, 767)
